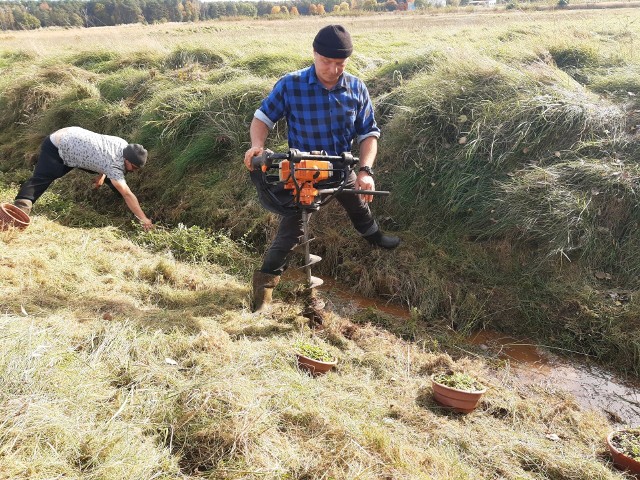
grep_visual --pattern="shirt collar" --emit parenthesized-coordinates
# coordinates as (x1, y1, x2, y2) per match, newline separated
(309, 64, 347, 91)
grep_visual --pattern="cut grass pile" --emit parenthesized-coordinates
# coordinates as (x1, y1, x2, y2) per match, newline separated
(0, 215, 625, 479)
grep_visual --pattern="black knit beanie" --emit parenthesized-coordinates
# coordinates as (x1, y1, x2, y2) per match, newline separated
(313, 25, 353, 59)
(123, 144, 147, 168)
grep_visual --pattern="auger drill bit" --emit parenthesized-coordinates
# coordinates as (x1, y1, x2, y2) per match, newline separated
(300, 209, 325, 325)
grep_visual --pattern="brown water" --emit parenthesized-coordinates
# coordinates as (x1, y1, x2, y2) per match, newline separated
(303, 273, 640, 426)
(469, 331, 640, 426)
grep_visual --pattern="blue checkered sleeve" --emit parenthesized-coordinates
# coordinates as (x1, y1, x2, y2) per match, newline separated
(256, 66, 380, 156)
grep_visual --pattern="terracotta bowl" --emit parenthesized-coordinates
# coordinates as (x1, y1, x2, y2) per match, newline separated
(296, 353, 337, 376)
(431, 374, 487, 413)
(0, 203, 30, 231)
(607, 429, 640, 476)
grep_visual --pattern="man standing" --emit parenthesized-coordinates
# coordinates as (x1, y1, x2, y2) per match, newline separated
(13, 126, 153, 231)
(244, 24, 400, 313)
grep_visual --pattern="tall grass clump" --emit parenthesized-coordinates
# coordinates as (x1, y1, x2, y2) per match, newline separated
(98, 67, 157, 103)
(366, 48, 444, 98)
(380, 54, 626, 237)
(230, 51, 310, 78)
(69, 49, 120, 72)
(140, 76, 271, 159)
(165, 46, 225, 70)
(488, 158, 640, 277)
(0, 50, 35, 68)
(0, 65, 97, 131)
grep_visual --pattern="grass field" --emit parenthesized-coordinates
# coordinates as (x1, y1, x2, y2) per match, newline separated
(1, 8, 640, 478)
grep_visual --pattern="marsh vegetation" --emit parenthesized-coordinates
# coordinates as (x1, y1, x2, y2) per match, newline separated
(1, 9, 640, 478)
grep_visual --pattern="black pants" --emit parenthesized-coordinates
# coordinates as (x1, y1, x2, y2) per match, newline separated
(260, 171, 378, 275)
(15, 136, 121, 203)
(15, 136, 72, 203)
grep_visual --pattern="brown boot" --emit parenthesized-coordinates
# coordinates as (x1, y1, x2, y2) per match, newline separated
(252, 270, 281, 313)
(13, 199, 32, 215)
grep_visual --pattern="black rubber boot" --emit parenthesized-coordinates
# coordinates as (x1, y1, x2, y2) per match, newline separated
(364, 230, 400, 250)
(13, 199, 32, 215)
(252, 270, 281, 313)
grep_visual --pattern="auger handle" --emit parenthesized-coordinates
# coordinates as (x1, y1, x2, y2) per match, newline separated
(317, 188, 390, 196)
(288, 149, 358, 165)
(251, 149, 361, 170)
(250, 149, 275, 171)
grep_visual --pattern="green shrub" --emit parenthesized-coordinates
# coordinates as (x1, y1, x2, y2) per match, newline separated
(132, 223, 250, 273)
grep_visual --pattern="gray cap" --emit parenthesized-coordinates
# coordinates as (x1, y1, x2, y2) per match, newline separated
(123, 144, 147, 168)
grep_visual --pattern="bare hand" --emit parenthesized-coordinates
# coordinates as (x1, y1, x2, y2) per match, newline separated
(356, 172, 375, 203)
(244, 147, 264, 171)
(92, 174, 106, 190)
(140, 219, 154, 231)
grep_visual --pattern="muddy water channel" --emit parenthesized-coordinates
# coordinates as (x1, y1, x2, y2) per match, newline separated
(313, 275, 640, 427)
(469, 330, 640, 426)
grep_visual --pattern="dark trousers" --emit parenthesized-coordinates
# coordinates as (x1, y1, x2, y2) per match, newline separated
(261, 171, 378, 275)
(15, 136, 121, 203)
(15, 136, 71, 203)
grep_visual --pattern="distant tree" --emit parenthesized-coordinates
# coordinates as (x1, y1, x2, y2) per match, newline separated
(13, 7, 41, 28)
(384, 0, 397, 9)
(316, 3, 325, 13)
(236, 2, 257, 17)
(183, 0, 198, 21)
(323, 0, 339, 12)
(271, 5, 281, 13)
(0, 5, 16, 29)
(143, 0, 169, 22)
(296, 0, 311, 14)
(290, 5, 299, 14)
(255, 1, 274, 15)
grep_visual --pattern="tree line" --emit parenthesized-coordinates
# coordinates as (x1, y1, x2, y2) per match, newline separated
(0, 0, 428, 30)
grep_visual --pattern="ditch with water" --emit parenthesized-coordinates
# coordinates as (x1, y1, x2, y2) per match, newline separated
(308, 274, 640, 427)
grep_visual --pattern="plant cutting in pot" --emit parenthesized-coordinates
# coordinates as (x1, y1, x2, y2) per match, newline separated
(431, 371, 487, 413)
(294, 341, 337, 376)
(607, 427, 640, 476)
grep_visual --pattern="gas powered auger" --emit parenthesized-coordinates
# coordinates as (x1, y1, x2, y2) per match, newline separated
(250, 148, 389, 320)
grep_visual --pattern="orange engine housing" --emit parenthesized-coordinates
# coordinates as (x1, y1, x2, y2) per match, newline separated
(279, 160, 333, 205)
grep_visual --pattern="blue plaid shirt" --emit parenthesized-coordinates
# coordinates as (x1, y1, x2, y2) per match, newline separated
(255, 65, 380, 156)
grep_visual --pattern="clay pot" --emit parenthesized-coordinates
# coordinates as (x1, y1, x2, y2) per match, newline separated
(607, 429, 640, 476)
(431, 374, 487, 413)
(296, 352, 337, 376)
(0, 203, 30, 231)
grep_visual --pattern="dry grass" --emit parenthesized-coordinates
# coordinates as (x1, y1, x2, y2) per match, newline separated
(0, 214, 626, 479)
